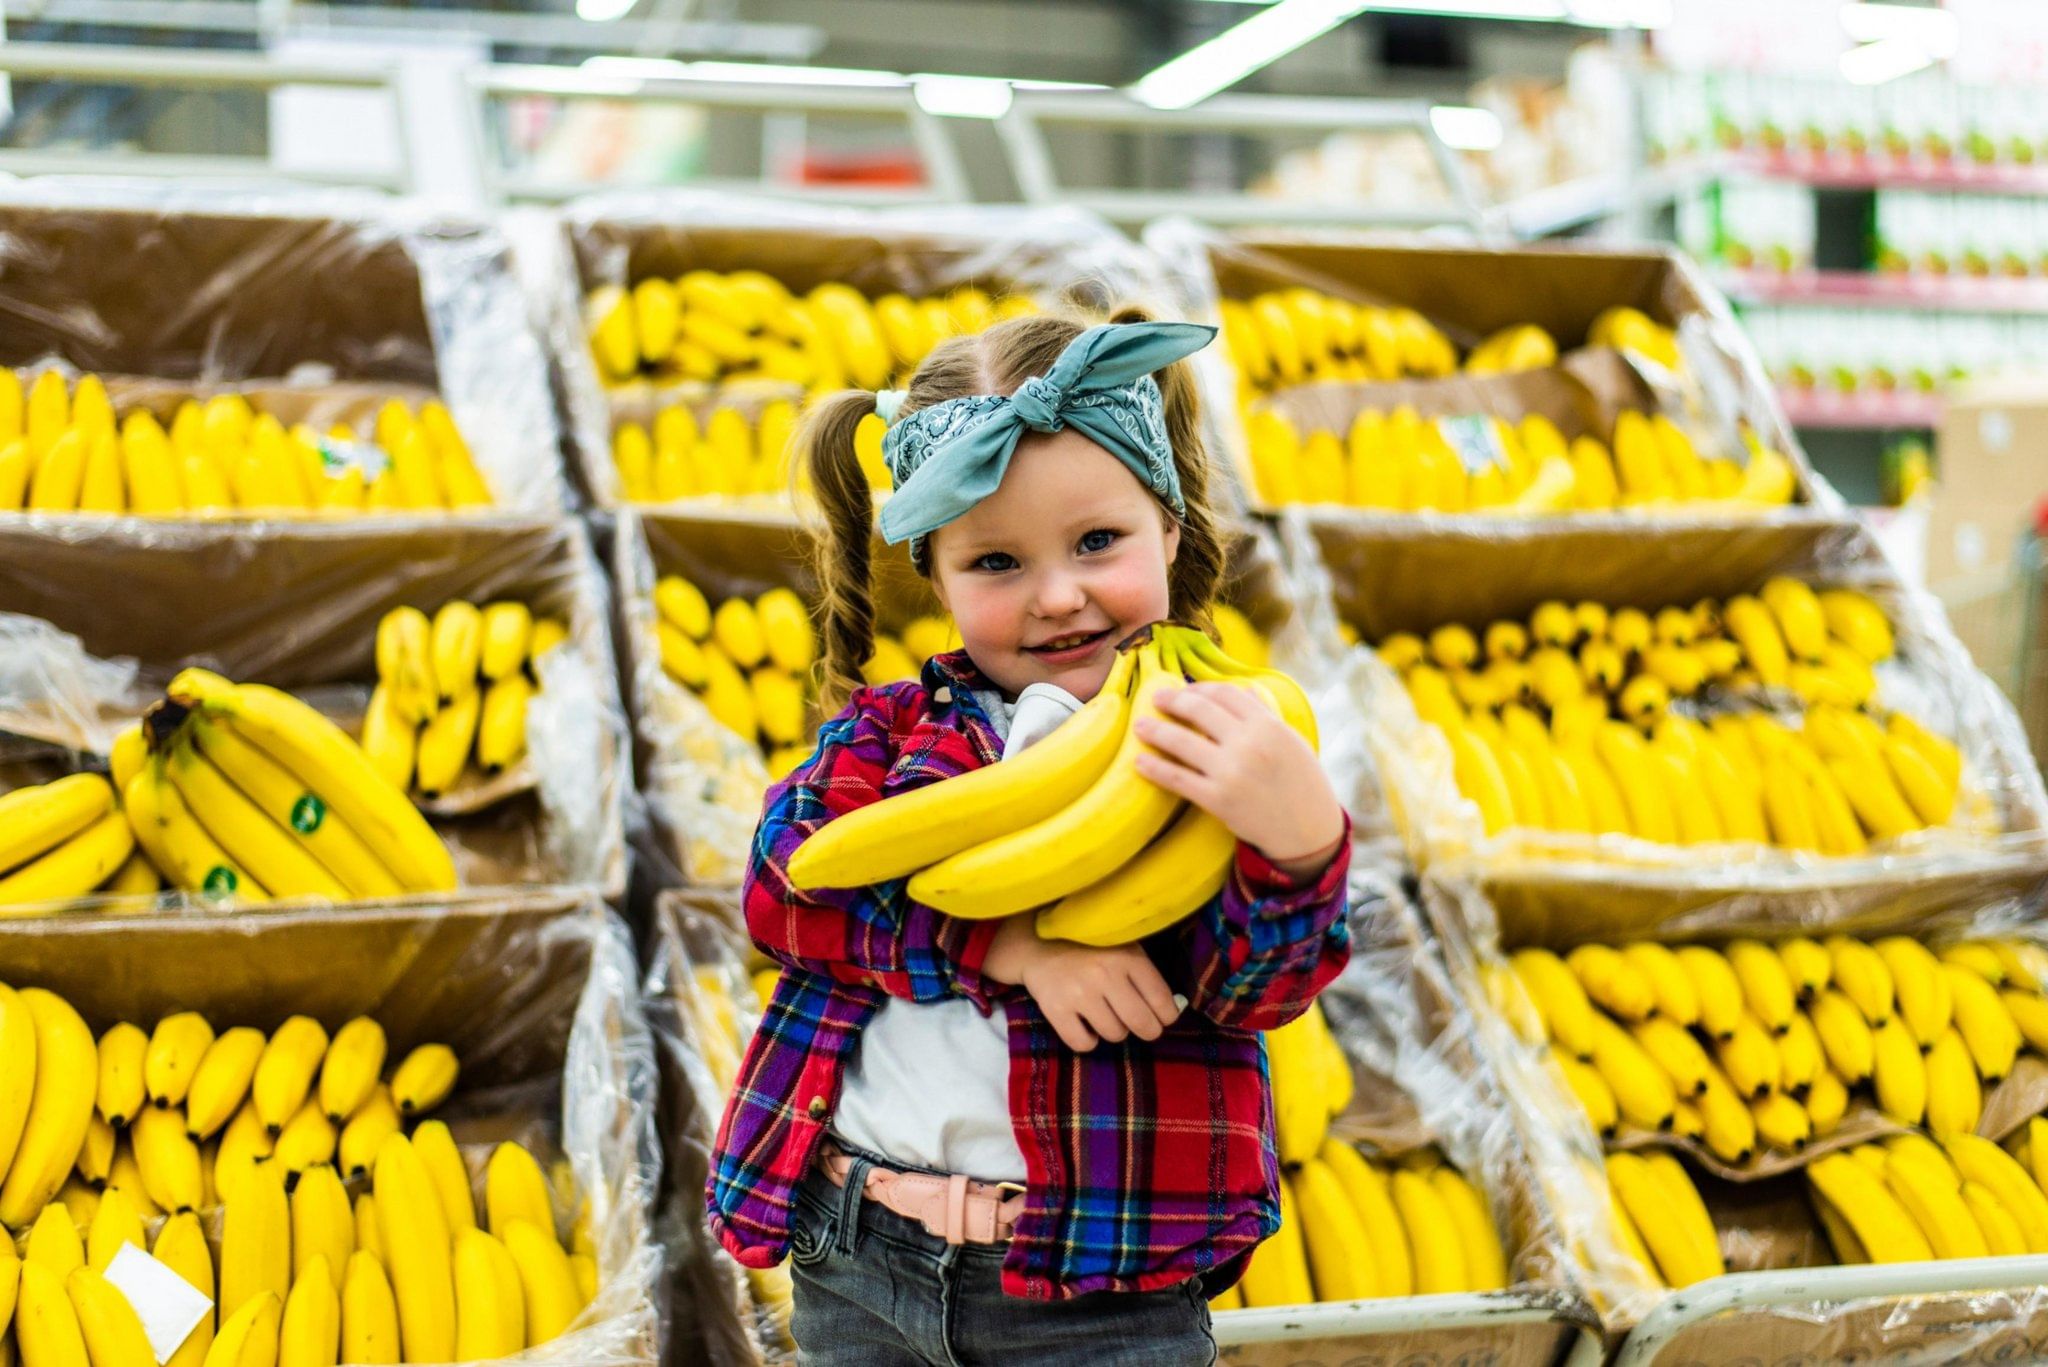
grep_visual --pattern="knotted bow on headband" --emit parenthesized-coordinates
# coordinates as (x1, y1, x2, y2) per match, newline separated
(875, 320, 1217, 546)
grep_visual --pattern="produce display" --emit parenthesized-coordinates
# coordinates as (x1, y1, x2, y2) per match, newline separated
(584, 273, 1039, 393)
(366, 602, 568, 799)
(1370, 580, 1980, 853)
(787, 626, 1314, 943)
(0, 375, 494, 517)
(1240, 407, 1799, 513)
(0, 989, 599, 1367)
(1219, 1001, 1512, 1309)
(1498, 934, 2048, 1160)
(611, 400, 801, 506)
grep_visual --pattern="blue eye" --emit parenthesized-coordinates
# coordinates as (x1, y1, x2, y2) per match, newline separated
(1079, 528, 1119, 554)
(973, 551, 1017, 573)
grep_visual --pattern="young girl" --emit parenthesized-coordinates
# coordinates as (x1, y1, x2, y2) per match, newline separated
(708, 309, 1352, 1364)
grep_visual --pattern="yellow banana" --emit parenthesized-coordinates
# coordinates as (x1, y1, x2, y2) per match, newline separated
(291, 1165, 354, 1294)
(1726, 940, 1797, 1035)
(373, 608, 435, 727)
(1675, 946, 1745, 1042)
(340, 1252, 399, 1367)
(485, 1144, 556, 1243)
(188, 720, 401, 900)
(1589, 1014, 1677, 1132)
(213, 1103, 272, 1208)
(220, 1158, 291, 1322)
(375, 1135, 455, 1363)
(254, 1017, 328, 1135)
(94, 1025, 146, 1131)
(412, 688, 480, 800)
(453, 1229, 526, 1359)
(357, 686, 415, 797)
(476, 675, 533, 776)
(1715, 1012, 1780, 1101)
(503, 1220, 582, 1346)
(1872, 1017, 1927, 1125)
(428, 603, 482, 703)
(1390, 1168, 1468, 1294)
(131, 1106, 202, 1214)
(412, 1121, 477, 1235)
(152, 1213, 214, 1367)
(389, 1046, 457, 1118)
(0, 991, 98, 1228)
(186, 1028, 266, 1141)
(206, 1291, 283, 1367)
(164, 740, 348, 901)
(1923, 1027, 1982, 1137)
(1884, 1149, 1987, 1259)
(273, 1102, 336, 1176)
(1431, 1167, 1507, 1290)
(1875, 937, 1953, 1047)
(1291, 1158, 1378, 1300)
(278, 1258, 340, 1367)
(1945, 964, 2018, 1083)
(1807, 1152, 1931, 1262)
(85, 1184, 143, 1273)
(1777, 937, 1834, 1005)
(1509, 949, 1598, 1060)
(1809, 988, 1875, 1084)
(338, 1087, 399, 1181)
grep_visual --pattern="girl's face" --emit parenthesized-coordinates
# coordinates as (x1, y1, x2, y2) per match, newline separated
(927, 428, 1178, 702)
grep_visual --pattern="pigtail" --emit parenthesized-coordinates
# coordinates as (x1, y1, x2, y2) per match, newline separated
(1111, 303, 1224, 632)
(799, 390, 882, 712)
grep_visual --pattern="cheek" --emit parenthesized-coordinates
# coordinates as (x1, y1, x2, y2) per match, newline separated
(939, 578, 1021, 647)
(1091, 551, 1174, 627)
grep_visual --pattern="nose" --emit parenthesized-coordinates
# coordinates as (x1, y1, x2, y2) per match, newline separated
(1028, 565, 1088, 620)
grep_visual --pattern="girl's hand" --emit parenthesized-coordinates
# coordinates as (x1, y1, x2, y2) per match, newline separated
(985, 915, 1182, 1052)
(1133, 683, 1347, 880)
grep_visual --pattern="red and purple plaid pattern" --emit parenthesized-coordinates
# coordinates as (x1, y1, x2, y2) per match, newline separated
(707, 651, 1351, 1300)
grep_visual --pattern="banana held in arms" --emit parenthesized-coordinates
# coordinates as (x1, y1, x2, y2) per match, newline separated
(789, 624, 1316, 943)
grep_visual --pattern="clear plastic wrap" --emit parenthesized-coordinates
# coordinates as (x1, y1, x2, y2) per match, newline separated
(0, 888, 660, 1367)
(525, 193, 1174, 511)
(0, 515, 628, 903)
(644, 888, 781, 1367)
(1287, 507, 2048, 946)
(1143, 216, 1842, 527)
(0, 179, 569, 516)
(1215, 867, 1602, 1363)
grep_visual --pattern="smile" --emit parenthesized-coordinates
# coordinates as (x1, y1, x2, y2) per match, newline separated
(1026, 629, 1111, 656)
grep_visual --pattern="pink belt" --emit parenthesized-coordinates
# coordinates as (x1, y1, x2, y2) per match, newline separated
(817, 1143, 1027, 1246)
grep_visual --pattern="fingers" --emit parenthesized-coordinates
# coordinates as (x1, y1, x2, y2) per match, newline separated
(1132, 750, 1220, 806)
(1128, 957, 1184, 1032)
(1133, 712, 1224, 774)
(1153, 682, 1258, 742)
(1045, 1004, 1100, 1053)
(1101, 975, 1167, 1043)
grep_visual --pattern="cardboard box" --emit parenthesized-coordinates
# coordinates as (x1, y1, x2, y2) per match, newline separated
(0, 516, 628, 900)
(0, 890, 658, 1367)
(532, 193, 1170, 512)
(1145, 221, 1832, 524)
(1930, 374, 2048, 588)
(0, 184, 567, 514)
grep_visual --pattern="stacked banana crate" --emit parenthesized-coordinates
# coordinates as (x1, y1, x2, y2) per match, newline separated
(0, 183, 652, 1367)
(1146, 216, 2048, 1362)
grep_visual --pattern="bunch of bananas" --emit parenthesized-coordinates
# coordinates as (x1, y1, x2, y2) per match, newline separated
(0, 989, 600, 1367)
(0, 774, 149, 910)
(1216, 290, 1460, 396)
(1499, 935, 2048, 1161)
(1240, 406, 1798, 513)
(115, 669, 457, 905)
(1602, 1150, 1727, 1288)
(1207, 1002, 1509, 1310)
(612, 399, 798, 506)
(1375, 582, 1972, 852)
(788, 626, 1314, 944)
(364, 603, 567, 801)
(0, 374, 493, 517)
(1806, 1128, 2048, 1263)
(652, 573, 962, 778)
(585, 273, 1039, 391)
(1588, 307, 1683, 373)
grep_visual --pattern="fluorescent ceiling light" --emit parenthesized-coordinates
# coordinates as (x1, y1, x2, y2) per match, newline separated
(575, 0, 636, 21)
(1133, 0, 1365, 110)
(580, 56, 906, 86)
(1840, 2, 1958, 57)
(1430, 103, 1504, 150)
(1367, 0, 1566, 17)
(1839, 34, 1938, 83)
(913, 75, 1013, 119)
(1191, 0, 1669, 23)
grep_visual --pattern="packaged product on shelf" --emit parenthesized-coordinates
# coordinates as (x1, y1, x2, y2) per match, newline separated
(0, 518, 626, 913)
(1145, 220, 1828, 523)
(0, 182, 568, 518)
(614, 507, 1351, 889)
(0, 891, 656, 1367)
(522, 192, 1170, 513)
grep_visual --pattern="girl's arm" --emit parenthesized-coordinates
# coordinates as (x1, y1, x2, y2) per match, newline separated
(744, 685, 1004, 1008)
(1154, 824, 1352, 1032)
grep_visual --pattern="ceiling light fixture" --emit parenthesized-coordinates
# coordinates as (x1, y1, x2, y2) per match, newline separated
(1838, 33, 1939, 84)
(1430, 103, 1505, 150)
(1132, 0, 1365, 110)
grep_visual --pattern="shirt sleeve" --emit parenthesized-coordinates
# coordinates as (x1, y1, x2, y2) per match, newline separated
(1154, 815, 1354, 1033)
(742, 686, 1004, 1010)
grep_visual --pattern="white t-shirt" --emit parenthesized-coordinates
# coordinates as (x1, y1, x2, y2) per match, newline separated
(829, 682, 1081, 1182)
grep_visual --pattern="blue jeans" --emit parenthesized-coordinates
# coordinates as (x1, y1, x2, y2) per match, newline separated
(787, 1163, 1217, 1366)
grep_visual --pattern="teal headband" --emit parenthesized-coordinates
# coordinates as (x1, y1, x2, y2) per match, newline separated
(876, 321, 1217, 547)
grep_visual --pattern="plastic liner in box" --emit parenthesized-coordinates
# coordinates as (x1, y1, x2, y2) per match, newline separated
(523, 192, 1174, 511)
(1142, 216, 1841, 526)
(0, 177, 569, 516)
(0, 515, 628, 903)
(1218, 868, 1603, 1364)
(1285, 506, 2048, 946)
(1426, 871, 2048, 1355)
(0, 888, 660, 1367)
(646, 889, 780, 1367)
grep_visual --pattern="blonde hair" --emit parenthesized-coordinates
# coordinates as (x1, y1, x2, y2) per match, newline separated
(801, 306, 1224, 711)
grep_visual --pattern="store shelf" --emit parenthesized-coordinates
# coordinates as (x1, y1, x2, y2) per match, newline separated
(1719, 269, 2048, 314)
(1776, 386, 1943, 430)
(1716, 148, 2048, 195)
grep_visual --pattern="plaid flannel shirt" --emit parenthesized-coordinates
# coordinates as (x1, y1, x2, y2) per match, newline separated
(707, 650, 1352, 1300)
